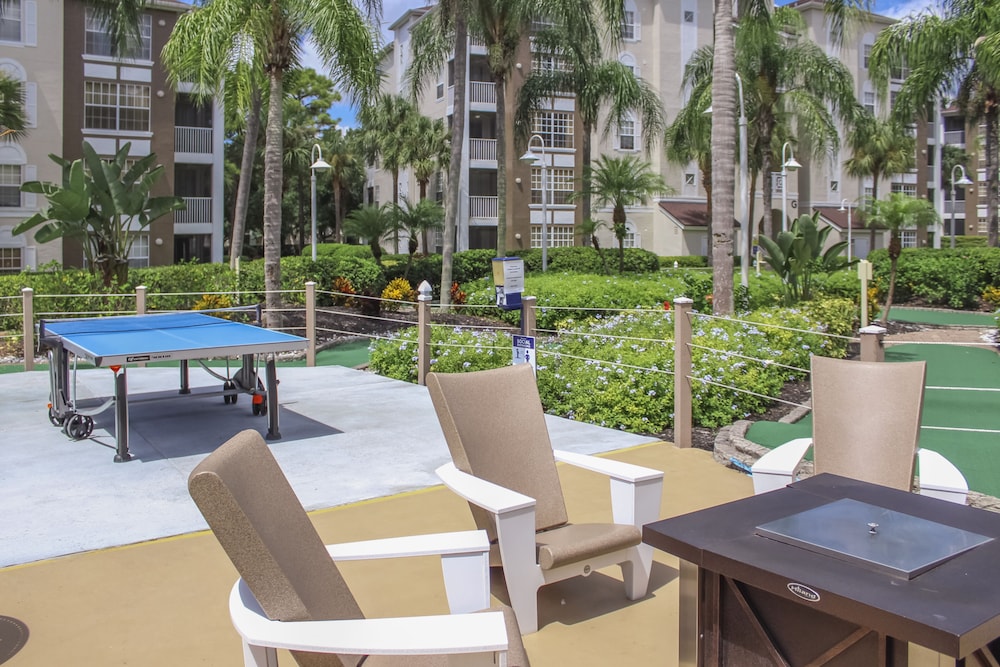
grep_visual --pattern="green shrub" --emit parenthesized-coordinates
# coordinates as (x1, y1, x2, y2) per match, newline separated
(369, 326, 513, 383)
(955, 235, 988, 248)
(312, 243, 375, 260)
(335, 256, 385, 296)
(868, 247, 1000, 309)
(659, 255, 708, 268)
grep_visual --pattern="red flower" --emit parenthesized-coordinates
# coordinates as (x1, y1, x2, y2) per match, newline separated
(663, 301, 671, 311)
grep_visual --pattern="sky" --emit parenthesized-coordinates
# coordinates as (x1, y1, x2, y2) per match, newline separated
(304, 0, 940, 130)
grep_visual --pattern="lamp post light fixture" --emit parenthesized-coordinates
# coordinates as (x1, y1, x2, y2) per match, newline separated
(838, 198, 853, 266)
(950, 164, 974, 249)
(519, 134, 548, 271)
(780, 141, 801, 234)
(309, 143, 331, 262)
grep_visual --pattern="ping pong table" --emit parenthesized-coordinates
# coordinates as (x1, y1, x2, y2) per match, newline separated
(39, 312, 309, 462)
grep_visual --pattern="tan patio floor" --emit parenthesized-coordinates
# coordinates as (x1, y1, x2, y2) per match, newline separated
(0, 441, 754, 666)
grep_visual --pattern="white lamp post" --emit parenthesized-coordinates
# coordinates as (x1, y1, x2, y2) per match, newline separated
(950, 164, 973, 249)
(780, 141, 801, 234)
(519, 134, 548, 271)
(838, 198, 853, 265)
(309, 144, 331, 262)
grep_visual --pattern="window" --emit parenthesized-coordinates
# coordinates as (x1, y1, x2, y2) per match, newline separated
(0, 0, 21, 42)
(864, 186, 874, 200)
(900, 230, 917, 248)
(891, 182, 916, 197)
(436, 82, 444, 100)
(863, 43, 872, 69)
(621, 9, 639, 40)
(0, 164, 20, 206)
(0, 245, 21, 272)
(830, 180, 839, 193)
(890, 90, 898, 110)
(532, 111, 574, 149)
(85, 10, 152, 60)
(619, 53, 637, 76)
(683, 10, 694, 22)
(532, 52, 570, 75)
(530, 225, 574, 248)
(618, 117, 635, 151)
(128, 234, 149, 268)
(622, 222, 639, 248)
(685, 173, 696, 186)
(863, 91, 875, 115)
(531, 167, 574, 205)
(84, 81, 150, 132)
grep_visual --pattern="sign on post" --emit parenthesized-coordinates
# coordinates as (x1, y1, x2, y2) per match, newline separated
(492, 257, 524, 310)
(512, 335, 536, 374)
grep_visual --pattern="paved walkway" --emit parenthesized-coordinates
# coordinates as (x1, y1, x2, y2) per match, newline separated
(0, 364, 653, 567)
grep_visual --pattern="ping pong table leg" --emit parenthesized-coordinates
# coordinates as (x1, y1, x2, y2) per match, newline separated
(113, 368, 133, 462)
(265, 357, 280, 440)
(179, 360, 190, 394)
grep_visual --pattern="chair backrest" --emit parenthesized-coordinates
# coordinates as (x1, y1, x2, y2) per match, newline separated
(427, 364, 568, 539)
(810, 356, 926, 491)
(189, 429, 363, 667)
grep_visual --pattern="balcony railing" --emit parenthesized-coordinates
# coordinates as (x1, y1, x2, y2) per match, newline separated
(175, 197, 213, 224)
(943, 200, 967, 215)
(469, 81, 496, 105)
(175, 126, 213, 154)
(469, 195, 498, 220)
(943, 130, 966, 145)
(469, 138, 497, 161)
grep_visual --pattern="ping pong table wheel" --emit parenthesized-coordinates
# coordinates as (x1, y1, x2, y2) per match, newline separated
(252, 393, 267, 416)
(65, 414, 94, 440)
(223, 380, 237, 404)
(48, 406, 65, 427)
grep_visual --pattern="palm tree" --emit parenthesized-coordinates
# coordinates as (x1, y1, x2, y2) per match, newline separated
(844, 111, 915, 250)
(870, 0, 1000, 246)
(867, 193, 938, 323)
(665, 81, 714, 263)
(514, 27, 664, 226)
(361, 95, 418, 254)
(408, 114, 451, 202)
(162, 0, 379, 326)
(392, 198, 444, 278)
(585, 155, 667, 273)
(578, 217, 610, 275)
(163, 20, 267, 270)
(706, 0, 870, 314)
(326, 130, 362, 243)
(0, 73, 27, 141)
(344, 204, 394, 266)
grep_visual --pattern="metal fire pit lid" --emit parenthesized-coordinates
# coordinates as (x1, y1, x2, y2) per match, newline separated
(755, 498, 993, 579)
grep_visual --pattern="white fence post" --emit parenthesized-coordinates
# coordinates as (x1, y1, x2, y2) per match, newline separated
(521, 296, 536, 337)
(673, 298, 693, 448)
(305, 281, 316, 367)
(859, 325, 886, 363)
(21, 287, 33, 371)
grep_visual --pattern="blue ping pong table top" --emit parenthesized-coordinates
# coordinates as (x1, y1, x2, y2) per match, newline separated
(40, 312, 309, 367)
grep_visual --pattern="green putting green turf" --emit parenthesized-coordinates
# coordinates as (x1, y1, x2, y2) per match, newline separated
(888, 307, 998, 327)
(746, 343, 1000, 498)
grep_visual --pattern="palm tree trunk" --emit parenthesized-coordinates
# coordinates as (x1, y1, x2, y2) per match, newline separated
(230, 85, 262, 269)
(986, 106, 998, 248)
(495, 75, 508, 257)
(700, 155, 712, 266)
(333, 177, 343, 242)
(263, 70, 284, 328)
(392, 167, 400, 253)
(880, 243, 900, 325)
(761, 147, 774, 241)
(709, 0, 736, 315)
(869, 179, 879, 250)
(581, 120, 594, 225)
(439, 14, 467, 307)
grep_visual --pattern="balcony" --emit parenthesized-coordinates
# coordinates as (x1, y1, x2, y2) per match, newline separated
(175, 126, 213, 154)
(469, 138, 497, 161)
(944, 130, 966, 145)
(469, 195, 498, 220)
(944, 200, 967, 215)
(175, 196, 213, 224)
(469, 81, 496, 105)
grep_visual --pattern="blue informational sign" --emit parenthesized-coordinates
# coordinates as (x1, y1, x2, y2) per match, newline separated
(492, 257, 525, 311)
(512, 335, 536, 374)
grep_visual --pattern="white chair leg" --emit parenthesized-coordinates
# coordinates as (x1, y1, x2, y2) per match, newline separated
(243, 642, 278, 667)
(621, 544, 653, 600)
(507, 581, 540, 635)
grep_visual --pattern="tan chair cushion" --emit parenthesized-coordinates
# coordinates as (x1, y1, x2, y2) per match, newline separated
(535, 523, 642, 571)
(428, 365, 569, 537)
(810, 356, 925, 491)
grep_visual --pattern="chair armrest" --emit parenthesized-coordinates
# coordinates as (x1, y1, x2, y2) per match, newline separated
(435, 462, 535, 515)
(553, 449, 664, 483)
(917, 448, 969, 505)
(553, 450, 664, 528)
(751, 438, 813, 495)
(326, 530, 490, 561)
(230, 580, 508, 656)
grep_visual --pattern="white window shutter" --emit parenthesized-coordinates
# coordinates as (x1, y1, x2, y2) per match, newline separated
(25, 2, 37, 46)
(25, 82, 36, 127)
(23, 164, 36, 208)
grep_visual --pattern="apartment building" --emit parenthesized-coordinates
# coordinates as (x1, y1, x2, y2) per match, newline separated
(939, 107, 989, 239)
(0, 0, 224, 273)
(375, 1, 921, 259)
